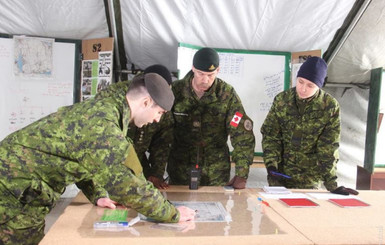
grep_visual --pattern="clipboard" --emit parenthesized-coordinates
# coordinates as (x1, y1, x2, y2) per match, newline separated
(328, 198, 370, 207)
(279, 198, 319, 207)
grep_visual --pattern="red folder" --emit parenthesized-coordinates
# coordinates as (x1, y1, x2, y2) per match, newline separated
(328, 198, 370, 207)
(279, 198, 319, 207)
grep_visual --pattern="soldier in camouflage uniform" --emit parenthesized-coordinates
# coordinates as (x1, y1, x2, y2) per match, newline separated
(95, 64, 173, 189)
(165, 48, 255, 189)
(0, 73, 195, 245)
(261, 57, 358, 195)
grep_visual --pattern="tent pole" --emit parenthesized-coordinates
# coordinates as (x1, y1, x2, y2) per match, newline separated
(105, 0, 128, 82)
(324, 0, 371, 65)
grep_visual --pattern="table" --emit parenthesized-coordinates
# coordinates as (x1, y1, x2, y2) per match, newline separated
(261, 189, 385, 245)
(40, 186, 385, 245)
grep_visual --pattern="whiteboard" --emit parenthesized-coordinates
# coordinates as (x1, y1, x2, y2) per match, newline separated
(177, 43, 291, 154)
(0, 36, 79, 140)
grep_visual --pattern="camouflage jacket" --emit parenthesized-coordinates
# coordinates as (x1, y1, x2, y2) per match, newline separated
(95, 80, 172, 179)
(0, 94, 179, 225)
(166, 71, 255, 185)
(260, 88, 340, 190)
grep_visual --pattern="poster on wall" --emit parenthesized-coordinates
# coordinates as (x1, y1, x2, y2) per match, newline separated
(81, 59, 98, 100)
(80, 51, 113, 100)
(97, 51, 113, 92)
(80, 38, 114, 101)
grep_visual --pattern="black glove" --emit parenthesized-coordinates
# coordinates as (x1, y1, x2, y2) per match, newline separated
(267, 166, 282, 180)
(331, 186, 359, 195)
(267, 166, 277, 174)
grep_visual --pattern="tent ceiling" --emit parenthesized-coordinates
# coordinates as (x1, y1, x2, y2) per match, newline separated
(0, 0, 384, 85)
(327, 0, 385, 85)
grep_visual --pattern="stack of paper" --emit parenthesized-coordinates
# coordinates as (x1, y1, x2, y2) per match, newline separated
(263, 186, 292, 194)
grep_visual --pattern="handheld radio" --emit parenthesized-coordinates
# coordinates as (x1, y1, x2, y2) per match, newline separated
(189, 147, 200, 190)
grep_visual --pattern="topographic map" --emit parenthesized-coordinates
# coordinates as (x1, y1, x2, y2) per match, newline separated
(14, 36, 53, 78)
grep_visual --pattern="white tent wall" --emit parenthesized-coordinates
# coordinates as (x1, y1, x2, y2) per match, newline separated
(325, 86, 369, 188)
(0, 0, 108, 39)
(328, 0, 385, 85)
(121, 0, 355, 71)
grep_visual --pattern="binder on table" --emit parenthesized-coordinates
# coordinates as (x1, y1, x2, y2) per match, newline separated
(279, 198, 319, 207)
(328, 198, 370, 207)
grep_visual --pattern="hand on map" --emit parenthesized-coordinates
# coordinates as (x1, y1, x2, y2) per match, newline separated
(96, 197, 119, 209)
(177, 206, 196, 222)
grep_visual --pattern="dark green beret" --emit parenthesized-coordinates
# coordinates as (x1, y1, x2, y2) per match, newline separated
(193, 47, 219, 72)
(144, 73, 175, 111)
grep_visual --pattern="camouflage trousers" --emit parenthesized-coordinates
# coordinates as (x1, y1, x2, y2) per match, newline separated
(0, 222, 45, 245)
(0, 205, 47, 245)
(0, 185, 50, 245)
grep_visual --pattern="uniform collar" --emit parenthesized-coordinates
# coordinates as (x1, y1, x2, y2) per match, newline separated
(122, 96, 131, 136)
(295, 89, 320, 103)
(291, 88, 325, 112)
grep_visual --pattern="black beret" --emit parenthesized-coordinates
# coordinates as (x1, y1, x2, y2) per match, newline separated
(144, 64, 172, 85)
(193, 47, 219, 72)
(144, 73, 175, 111)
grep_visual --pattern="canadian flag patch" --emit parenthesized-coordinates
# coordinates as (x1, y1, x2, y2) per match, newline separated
(230, 112, 243, 127)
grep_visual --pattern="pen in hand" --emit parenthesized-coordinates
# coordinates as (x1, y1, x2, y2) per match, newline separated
(270, 171, 291, 179)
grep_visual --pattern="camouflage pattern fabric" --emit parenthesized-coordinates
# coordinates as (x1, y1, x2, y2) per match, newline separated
(95, 79, 172, 179)
(261, 87, 340, 191)
(0, 94, 179, 244)
(165, 71, 255, 186)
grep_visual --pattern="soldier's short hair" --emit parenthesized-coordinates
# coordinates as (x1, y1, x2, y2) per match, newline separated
(127, 73, 175, 111)
(127, 74, 147, 98)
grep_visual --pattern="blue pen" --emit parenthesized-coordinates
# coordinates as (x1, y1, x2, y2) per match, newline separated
(270, 171, 292, 179)
(257, 197, 270, 207)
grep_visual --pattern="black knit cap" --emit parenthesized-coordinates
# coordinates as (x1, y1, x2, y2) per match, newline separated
(144, 73, 175, 111)
(297, 56, 327, 88)
(193, 47, 219, 72)
(144, 64, 172, 85)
